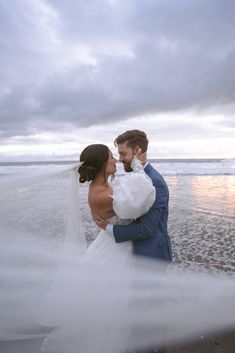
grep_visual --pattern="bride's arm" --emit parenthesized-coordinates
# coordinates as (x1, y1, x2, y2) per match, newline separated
(94, 172, 167, 241)
(113, 173, 168, 241)
(111, 156, 155, 220)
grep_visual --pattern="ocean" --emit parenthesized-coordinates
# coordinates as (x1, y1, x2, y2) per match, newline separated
(1, 158, 235, 176)
(0, 159, 234, 272)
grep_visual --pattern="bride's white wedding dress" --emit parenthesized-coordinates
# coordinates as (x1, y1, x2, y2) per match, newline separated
(41, 217, 135, 353)
(86, 216, 132, 259)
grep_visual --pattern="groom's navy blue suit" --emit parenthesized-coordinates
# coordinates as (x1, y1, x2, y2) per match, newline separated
(113, 163, 172, 261)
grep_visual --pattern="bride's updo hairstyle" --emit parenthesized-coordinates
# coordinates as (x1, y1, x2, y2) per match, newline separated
(78, 144, 110, 183)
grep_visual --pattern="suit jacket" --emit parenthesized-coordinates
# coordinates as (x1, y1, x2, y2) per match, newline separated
(113, 163, 172, 261)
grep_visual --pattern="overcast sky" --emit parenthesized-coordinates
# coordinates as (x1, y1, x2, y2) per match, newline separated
(0, 0, 235, 160)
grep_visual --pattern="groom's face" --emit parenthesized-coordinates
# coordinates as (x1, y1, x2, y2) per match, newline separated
(118, 142, 136, 172)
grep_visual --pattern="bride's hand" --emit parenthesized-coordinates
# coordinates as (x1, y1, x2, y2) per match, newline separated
(135, 147, 147, 166)
(93, 214, 108, 230)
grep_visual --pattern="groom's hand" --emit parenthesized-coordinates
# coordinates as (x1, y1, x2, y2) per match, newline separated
(93, 214, 108, 230)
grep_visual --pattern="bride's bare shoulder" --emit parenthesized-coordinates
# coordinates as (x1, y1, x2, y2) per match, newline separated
(88, 184, 112, 208)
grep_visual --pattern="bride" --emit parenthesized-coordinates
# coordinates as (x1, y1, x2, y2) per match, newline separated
(41, 143, 157, 353)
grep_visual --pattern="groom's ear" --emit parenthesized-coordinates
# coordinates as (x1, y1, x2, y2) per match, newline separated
(133, 146, 140, 155)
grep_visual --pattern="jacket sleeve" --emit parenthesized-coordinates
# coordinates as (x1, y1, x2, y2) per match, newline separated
(113, 174, 168, 243)
(113, 204, 163, 242)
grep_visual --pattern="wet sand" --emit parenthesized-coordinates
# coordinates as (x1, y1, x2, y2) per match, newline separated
(166, 175, 235, 273)
(168, 331, 235, 353)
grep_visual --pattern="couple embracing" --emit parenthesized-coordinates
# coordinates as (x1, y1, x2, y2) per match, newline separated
(42, 130, 172, 353)
(79, 129, 172, 262)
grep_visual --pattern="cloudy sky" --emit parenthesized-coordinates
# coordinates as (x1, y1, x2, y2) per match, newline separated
(0, 0, 235, 160)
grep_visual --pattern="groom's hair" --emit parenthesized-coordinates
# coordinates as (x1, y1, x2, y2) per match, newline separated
(114, 130, 149, 152)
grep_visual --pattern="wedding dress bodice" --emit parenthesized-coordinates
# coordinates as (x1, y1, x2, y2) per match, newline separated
(106, 215, 131, 225)
(86, 215, 132, 259)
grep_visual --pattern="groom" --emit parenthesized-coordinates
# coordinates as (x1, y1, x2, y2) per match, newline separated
(95, 129, 172, 262)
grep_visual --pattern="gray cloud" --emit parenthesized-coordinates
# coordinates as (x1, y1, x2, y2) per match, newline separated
(0, 0, 235, 141)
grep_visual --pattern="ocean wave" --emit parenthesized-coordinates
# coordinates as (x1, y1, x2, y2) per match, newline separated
(220, 159, 235, 164)
(0, 160, 235, 177)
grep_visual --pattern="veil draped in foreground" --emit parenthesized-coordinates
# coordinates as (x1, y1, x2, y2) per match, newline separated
(0, 165, 235, 353)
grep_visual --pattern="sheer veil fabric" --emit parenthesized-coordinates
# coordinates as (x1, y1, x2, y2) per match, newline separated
(0, 164, 235, 353)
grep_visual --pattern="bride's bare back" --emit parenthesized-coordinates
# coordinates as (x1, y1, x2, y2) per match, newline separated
(88, 182, 115, 220)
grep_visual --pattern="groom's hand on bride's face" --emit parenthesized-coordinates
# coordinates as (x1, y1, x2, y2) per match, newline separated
(135, 147, 147, 165)
(93, 214, 108, 230)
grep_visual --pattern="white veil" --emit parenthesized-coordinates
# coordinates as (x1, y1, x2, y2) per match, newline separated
(0, 165, 235, 353)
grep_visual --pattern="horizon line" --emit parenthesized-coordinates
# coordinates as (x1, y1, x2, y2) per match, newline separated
(0, 157, 234, 165)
